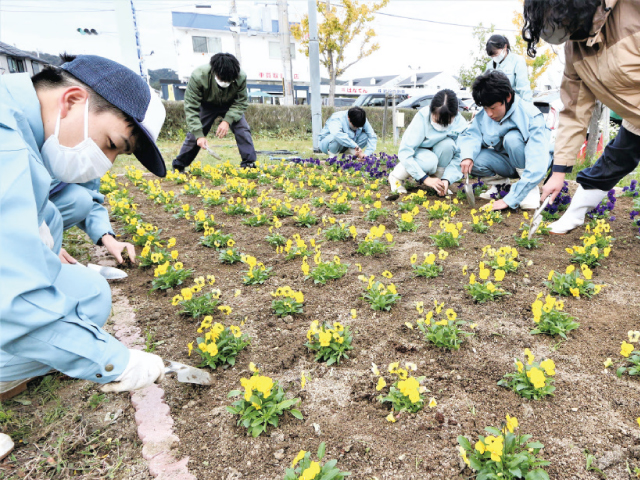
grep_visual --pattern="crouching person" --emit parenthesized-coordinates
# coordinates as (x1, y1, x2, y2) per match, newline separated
(319, 106, 377, 159)
(0, 55, 168, 426)
(387, 89, 467, 199)
(443, 70, 551, 210)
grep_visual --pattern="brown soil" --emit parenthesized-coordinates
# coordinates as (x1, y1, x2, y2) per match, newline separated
(112, 170, 640, 480)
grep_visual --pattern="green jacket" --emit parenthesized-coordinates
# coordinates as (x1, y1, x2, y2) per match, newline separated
(184, 64, 249, 139)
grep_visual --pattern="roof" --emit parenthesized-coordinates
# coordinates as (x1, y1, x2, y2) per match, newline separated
(350, 75, 398, 87)
(320, 77, 348, 86)
(172, 11, 279, 33)
(0, 41, 48, 64)
(396, 71, 442, 87)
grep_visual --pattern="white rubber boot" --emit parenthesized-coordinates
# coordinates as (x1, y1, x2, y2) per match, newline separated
(388, 163, 410, 194)
(0, 433, 13, 461)
(479, 175, 511, 200)
(516, 168, 541, 210)
(548, 186, 608, 234)
(435, 167, 453, 195)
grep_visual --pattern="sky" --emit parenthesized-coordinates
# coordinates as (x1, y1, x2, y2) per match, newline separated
(0, 0, 565, 86)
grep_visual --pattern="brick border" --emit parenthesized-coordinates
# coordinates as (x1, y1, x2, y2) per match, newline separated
(110, 287, 196, 480)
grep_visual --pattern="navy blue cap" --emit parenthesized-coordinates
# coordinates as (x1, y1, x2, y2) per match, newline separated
(61, 55, 167, 177)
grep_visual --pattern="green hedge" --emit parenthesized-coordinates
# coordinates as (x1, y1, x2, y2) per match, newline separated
(159, 101, 427, 141)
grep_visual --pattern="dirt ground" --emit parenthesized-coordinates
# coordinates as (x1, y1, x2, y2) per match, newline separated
(46, 161, 640, 479)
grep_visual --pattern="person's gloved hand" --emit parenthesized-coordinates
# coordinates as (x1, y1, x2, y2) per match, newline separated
(100, 349, 165, 393)
(39, 221, 54, 249)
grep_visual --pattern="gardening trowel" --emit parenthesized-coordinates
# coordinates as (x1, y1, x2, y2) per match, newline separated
(205, 146, 221, 160)
(464, 173, 475, 207)
(76, 262, 128, 280)
(164, 361, 213, 386)
(528, 196, 551, 240)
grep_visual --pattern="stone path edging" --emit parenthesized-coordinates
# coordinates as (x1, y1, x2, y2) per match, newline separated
(110, 287, 196, 480)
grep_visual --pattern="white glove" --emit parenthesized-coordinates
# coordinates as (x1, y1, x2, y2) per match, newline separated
(39, 221, 54, 250)
(100, 349, 165, 393)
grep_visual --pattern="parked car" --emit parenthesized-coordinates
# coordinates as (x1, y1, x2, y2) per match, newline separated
(352, 93, 409, 107)
(333, 97, 356, 107)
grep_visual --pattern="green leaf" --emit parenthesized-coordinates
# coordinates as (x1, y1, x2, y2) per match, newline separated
(290, 409, 304, 420)
(457, 436, 472, 451)
(525, 469, 550, 480)
(317, 441, 326, 460)
(228, 390, 242, 397)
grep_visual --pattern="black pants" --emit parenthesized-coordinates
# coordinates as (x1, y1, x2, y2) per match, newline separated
(577, 125, 640, 190)
(173, 102, 257, 169)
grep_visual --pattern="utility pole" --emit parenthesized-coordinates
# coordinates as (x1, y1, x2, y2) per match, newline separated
(277, 0, 294, 105)
(229, 0, 242, 64)
(308, 0, 322, 152)
(114, 0, 147, 82)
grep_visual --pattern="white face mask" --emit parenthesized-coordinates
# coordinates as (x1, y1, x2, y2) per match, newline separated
(41, 99, 113, 184)
(215, 76, 231, 88)
(431, 119, 450, 132)
(540, 24, 571, 44)
(492, 49, 507, 63)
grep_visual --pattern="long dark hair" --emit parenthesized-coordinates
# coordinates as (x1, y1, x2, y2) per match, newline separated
(430, 89, 458, 126)
(486, 34, 510, 56)
(522, 0, 601, 57)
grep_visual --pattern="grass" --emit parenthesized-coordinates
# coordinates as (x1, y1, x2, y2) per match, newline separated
(62, 227, 92, 264)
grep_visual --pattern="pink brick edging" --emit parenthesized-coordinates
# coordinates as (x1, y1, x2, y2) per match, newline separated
(110, 288, 196, 480)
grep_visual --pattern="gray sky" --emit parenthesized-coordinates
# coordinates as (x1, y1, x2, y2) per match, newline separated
(0, 0, 563, 84)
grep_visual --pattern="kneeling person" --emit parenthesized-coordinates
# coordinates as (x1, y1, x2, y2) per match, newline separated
(388, 89, 467, 198)
(319, 106, 377, 159)
(447, 70, 550, 210)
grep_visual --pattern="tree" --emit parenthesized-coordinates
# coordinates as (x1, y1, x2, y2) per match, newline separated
(148, 68, 179, 91)
(458, 23, 495, 90)
(512, 1, 556, 91)
(291, 0, 389, 106)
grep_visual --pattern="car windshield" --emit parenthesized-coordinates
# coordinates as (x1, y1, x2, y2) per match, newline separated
(352, 94, 371, 107)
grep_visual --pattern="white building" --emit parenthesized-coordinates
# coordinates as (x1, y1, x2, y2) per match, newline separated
(0, 41, 48, 76)
(170, 10, 309, 102)
(395, 72, 460, 92)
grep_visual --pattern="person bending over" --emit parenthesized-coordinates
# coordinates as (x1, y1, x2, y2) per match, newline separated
(387, 89, 468, 199)
(318, 106, 377, 159)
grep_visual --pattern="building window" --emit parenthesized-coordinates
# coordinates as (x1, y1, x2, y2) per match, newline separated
(192, 36, 222, 54)
(32, 62, 41, 74)
(268, 42, 295, 60)
(7, 57, 25, 73)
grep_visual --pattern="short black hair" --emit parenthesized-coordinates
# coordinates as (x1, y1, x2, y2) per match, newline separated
(429, 89, 458, 126)
(472, 70, 515, 107)
(32, 53, 143, 148)
(348, 107, 366, 128)
(522, 0, 600, 57)
(210, 53, 241, 82)
(486, 34, 510, 56)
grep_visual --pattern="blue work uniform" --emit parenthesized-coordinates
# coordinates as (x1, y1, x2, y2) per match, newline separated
(485, 52, 532, 103)
(49, 178, 115, 247)
(443, 95, 551, 209)
(318, 111, 377, 156)
(398, 108, 468, 183)
(0, 73, 128, 384)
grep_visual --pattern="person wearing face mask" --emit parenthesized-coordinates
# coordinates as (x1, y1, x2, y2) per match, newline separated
(449, 70, 552, 210)
(387, 89, 468, 200)
(318, 106, 377, 159)
(484, 35, 532, 103)
(0, 55, 169, 413)
(522, 0, 640, 234)
(45, 98, 136, 265)
(172, 52, 257, 172)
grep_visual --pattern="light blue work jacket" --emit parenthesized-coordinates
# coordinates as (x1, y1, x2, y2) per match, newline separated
(0, 73, 127, 383)
(485, 52, 533, 103)
(398, 108, 468, 180)
(318, 110, 378, 155)
(446, 95, 550, 208)
(50, 178, 114, 244)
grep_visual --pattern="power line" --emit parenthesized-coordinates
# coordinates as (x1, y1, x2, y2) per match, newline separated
(374, 11, 516, 32)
